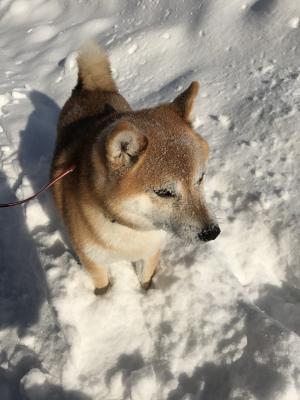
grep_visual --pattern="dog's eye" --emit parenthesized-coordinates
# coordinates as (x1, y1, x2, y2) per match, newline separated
(153, 188, 176, 198)
(197, 173, 205, 185)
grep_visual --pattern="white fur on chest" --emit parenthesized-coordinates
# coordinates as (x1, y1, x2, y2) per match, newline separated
(83, 211, 165, 265)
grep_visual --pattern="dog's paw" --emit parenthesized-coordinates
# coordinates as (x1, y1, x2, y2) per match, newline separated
(94, 282, 110, 296)
(141, 279, 155, 291)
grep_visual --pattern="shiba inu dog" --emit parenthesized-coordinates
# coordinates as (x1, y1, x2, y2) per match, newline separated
(51, 42, 220, 294)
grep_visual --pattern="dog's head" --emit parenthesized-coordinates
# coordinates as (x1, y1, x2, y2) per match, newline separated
(96, 82, 220, 243)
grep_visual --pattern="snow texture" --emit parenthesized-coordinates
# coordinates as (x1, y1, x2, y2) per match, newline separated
(0, 0, 300, 399)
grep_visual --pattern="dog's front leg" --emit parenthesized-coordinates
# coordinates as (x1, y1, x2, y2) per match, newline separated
(79, 252, 110, 295)
(140, 250, 160, 290)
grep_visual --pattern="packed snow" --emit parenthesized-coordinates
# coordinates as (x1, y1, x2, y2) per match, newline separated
(1, 0, 300, 399)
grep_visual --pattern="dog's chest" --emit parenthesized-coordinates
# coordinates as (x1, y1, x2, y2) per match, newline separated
(83, 214, 165, 264)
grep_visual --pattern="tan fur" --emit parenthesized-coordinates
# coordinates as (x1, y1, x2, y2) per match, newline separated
(77, 41, 117, 92)
(51, 42, 218, 294)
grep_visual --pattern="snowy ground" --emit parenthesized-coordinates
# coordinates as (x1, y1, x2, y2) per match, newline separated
(1, 0, 300, 399)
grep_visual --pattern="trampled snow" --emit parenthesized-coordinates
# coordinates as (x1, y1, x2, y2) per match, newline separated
(0, 0, 300, 399)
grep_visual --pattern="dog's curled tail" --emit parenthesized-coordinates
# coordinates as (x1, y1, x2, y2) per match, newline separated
(77, 41, 117, 92)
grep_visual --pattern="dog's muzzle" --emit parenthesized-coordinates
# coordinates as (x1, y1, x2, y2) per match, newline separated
(198, 224, 221, 242)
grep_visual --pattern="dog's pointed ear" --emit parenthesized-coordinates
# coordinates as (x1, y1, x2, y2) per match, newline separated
(172, 81, 200, 122)
(105, 121, 148, 170)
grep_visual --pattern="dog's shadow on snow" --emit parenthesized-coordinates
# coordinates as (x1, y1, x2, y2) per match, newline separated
(0, 91, 69, 333)
(18, 91, 61, 231)
(0, 170, 48, 334)
(18, 90, 75, 247)
(0, 357, 92, 399)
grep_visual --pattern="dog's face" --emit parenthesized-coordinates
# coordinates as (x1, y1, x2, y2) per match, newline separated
(99, 82, 220, 243)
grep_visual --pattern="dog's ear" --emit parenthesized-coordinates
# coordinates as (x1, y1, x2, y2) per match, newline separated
(105, 121, 148, 170)
(172, 81, 200, 122)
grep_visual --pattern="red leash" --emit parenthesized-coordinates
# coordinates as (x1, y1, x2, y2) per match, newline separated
(0, 165, 76, 208)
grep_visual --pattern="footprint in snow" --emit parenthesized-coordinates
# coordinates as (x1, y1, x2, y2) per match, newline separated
(27, 25, 57, 43)
(56, 52, 78, 82)
(209, 114, 234, 130)
(128, 44, 138, 55)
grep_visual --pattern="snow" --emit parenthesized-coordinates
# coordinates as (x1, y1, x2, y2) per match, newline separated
(0, 0, 300, 399)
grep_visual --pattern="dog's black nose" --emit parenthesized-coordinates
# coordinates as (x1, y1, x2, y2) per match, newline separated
(198, 224, 220, 242)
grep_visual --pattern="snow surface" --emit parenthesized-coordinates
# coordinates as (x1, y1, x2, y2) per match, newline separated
(0, 0, 300, 399)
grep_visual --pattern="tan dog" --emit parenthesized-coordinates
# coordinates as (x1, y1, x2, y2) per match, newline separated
(51, 42, 220, 294)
